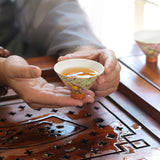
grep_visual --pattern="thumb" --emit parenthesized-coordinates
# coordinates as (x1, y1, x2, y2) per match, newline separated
(58, 50, 98, 62)
(58, 53, 89, 62)
(8, 64, 42, 79)
(58, 46, 98, 61)
(58, 54, 73, 62)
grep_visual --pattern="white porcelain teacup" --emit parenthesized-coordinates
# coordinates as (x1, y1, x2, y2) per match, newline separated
(54, 58, 104, 99)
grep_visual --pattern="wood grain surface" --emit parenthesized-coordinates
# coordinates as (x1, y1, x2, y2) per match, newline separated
(0, 55, 159, 160)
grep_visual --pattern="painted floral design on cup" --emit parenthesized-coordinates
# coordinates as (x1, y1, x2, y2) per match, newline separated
(54, 59, 104, 99)
(134, 30, 160, 63)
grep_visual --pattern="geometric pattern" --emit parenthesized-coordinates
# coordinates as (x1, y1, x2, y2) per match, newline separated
(0, 98, 154, 160)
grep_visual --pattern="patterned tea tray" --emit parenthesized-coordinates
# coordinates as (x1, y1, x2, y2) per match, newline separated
(0, 96, 159, 160)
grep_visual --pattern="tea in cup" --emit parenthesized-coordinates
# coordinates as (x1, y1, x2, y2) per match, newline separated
(54, 59, 104, 99)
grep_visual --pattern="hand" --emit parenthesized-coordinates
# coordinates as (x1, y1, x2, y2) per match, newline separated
(58, 46, 121, 97)
(2, 55, 95, 109)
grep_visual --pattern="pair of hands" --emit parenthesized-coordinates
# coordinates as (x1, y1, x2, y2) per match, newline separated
(2, 47, 121, 109)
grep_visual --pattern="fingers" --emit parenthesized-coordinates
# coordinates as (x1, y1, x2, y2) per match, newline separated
(58, 50, 99, 62)
(9, 65, 41, 78)
(22, 82, 95, 109)
(92, 62, 121, 97)
(82, 90, 95, 103)
(5, 56, 41, 78)
(99, 49, 118, 74)
(58, 48, 121, 98)
(28, 103, 65, 110)
(93, 77, 120, 97)
(10, 74, 95, 109)
(28, 91, 95, 110)
(58, 49, 118, 76)
(97, 62, 121, 85)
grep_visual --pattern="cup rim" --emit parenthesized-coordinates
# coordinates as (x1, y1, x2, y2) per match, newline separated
(54, 58, 104, 78)
(134, 30, 160, 44)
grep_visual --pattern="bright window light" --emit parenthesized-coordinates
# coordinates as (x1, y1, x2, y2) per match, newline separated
(78, 0, 160, 57)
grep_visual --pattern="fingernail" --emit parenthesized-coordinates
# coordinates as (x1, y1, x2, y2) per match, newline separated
(31, 67, 41, 78)
(58, 56, 69, 62)
(58, 56, 63, 61)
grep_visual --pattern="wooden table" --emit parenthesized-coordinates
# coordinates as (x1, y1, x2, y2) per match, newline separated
(0, 46, 160, 160)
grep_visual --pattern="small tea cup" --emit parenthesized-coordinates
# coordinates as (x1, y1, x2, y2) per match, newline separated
(134, 30, 160, 63)
(54, 58, 104, 99)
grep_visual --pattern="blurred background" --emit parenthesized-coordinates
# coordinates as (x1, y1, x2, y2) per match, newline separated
(78, 0, 160, 57)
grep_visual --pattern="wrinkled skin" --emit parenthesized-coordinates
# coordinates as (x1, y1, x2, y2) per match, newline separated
(0, 47, 120, 109)
(59, 46, 121, 97)
(0, 55, 95, 109)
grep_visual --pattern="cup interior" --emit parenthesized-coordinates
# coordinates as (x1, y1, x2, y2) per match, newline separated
(54, 58, 104, 77)
(54, 59, 104, 99)
(134, 30, 160, 44)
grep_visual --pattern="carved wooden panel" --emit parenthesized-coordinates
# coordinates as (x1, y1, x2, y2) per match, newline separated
(0, 97, 159, 160)
(0, 55, 160, 159)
